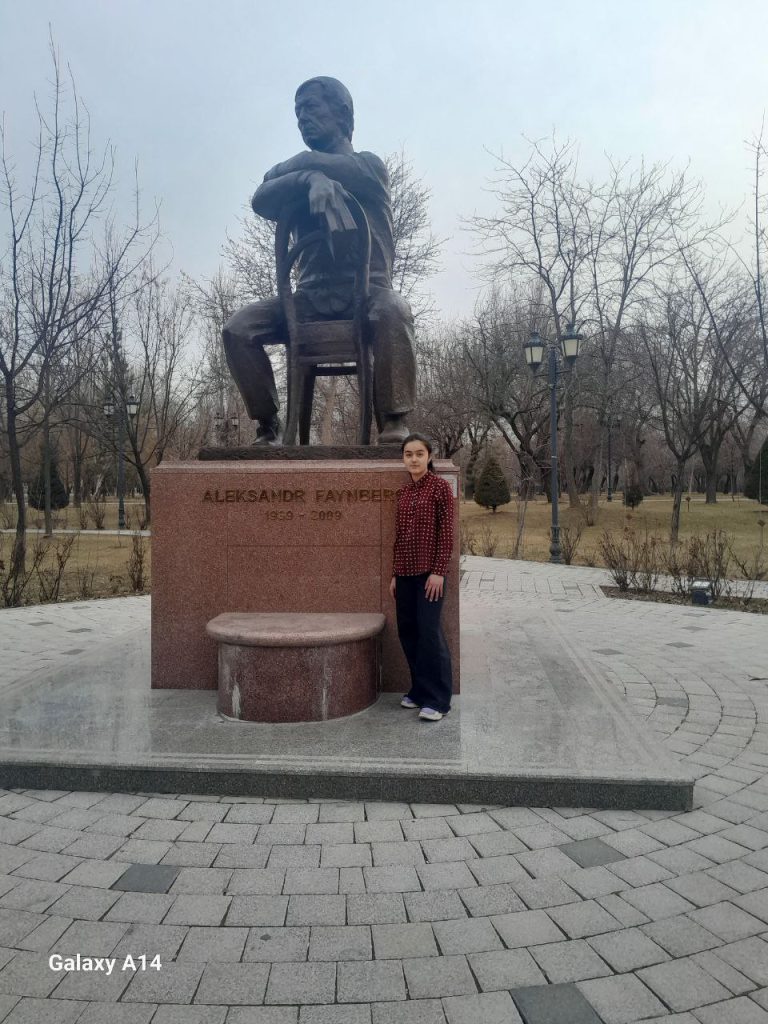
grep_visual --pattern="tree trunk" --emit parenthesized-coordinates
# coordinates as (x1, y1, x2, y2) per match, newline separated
(670, 459, 686, 543)
(136, 462, 151, 525)
(464, 443, 482, 500)
(5, 399, 28, 606)
(700, 442, 721, 505)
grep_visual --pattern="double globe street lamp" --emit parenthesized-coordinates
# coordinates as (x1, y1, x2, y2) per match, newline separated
(523, 323, 582, 564)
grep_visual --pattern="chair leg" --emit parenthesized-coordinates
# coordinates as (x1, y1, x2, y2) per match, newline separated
(284, 354, 301, 446)
(299, 371, 316, 445)
(358, 346, 373, 445)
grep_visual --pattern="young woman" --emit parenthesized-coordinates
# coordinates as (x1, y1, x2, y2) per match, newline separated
(389, 433, 454, 721)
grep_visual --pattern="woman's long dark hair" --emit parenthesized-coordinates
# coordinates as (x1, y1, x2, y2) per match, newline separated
(401, 432, 435, 472)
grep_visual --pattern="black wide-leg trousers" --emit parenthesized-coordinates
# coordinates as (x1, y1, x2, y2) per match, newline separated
(395, 573, 453, 714)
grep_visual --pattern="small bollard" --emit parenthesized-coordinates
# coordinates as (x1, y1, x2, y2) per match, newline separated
(691, 579, 712, 606)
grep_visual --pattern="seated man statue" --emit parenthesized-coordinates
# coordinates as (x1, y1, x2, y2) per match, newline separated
(222, 76, 416, 444)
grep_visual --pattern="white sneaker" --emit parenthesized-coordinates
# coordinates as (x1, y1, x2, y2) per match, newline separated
(419, 707, 444, 721)
(400, 696, 419, 709)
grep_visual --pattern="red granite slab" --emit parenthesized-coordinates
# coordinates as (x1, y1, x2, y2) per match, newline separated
(151, 460, 460, 694)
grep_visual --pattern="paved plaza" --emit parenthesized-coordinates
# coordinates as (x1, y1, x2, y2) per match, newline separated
(0, 557, 767, 1022)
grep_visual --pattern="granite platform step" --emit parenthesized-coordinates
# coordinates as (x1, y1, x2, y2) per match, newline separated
(0, 610, 694, 809)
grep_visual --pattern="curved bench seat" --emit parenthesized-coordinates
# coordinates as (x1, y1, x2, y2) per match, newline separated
(206, 612, 386, 723)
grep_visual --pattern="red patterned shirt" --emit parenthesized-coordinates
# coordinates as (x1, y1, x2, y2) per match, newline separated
(392, 472, 454, 577)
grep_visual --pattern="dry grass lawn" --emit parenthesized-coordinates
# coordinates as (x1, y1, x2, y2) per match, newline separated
(460, 494, 768, 571)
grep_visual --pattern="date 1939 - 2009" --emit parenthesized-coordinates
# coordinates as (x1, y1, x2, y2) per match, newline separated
(266, 509, 342, 521)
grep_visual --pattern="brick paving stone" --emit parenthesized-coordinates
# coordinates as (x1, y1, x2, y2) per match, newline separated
(637, 957, 731, 1012)
(371, 1000, 445, 1024)
(299, 1008, 368, 1024)
(420, 839, 475, 864)
(226, 895, 289, 927)
(176, 924, 248, 961)
(546, 899, 622, 939)
(490, 909, 564, 948)
(54, 919, 128, 956)
(164, 896, 230, 926)
(689, 902, 767, 941)
(309, 925, 372, 961)
(286, 895, 346, 926)
(664, 871, 738, 907)
(338, 961, 405, 1002)
(401, 819, 452, 842)
(695, 997, 768, 1023)
(417, 863, 476, 891)
(266, 962, 336, 1005)
(442, 991, 521, 1024)
(0, 951, 62, 998)
(371, 923, 438, 959)
(511, 877, 579, 909)
(684, 836, 751, 863)
(372, 843, 425, 867)
(213, 845, 270, 869)
(0, 996, 85, 1023)
(559, 838, 627, 869)
(405, 891, 467, 923)
(122, 960, 205, 1004)
(319, 804, 366, 824)
(364, 867, 421, 894)
(194, 962, 271, 1005)
(112, 924, 189, 961)
(467, 948, 545, 990)
(402, 956, 475, 999)
(601, 829, 666, 858)
(692, 949, 757, 995)
(347, 894, 407, 925)
(715, 937, 768, 985)
(642, 914, 722, 956)
(708, 861, 768, 893)
(105, 892, 176, 924)
(78, 1005, 157, 1024)
(321, 845, 372, 868)
(446, 814, 499, 838)
(170, 868, 232, 895)
(578, 974, 668, 1022)
(431, 918, 501, 955)
(226, 869, 286, 895)
(734, 888, 768, 924)
(0, 880, 69, 913)
(354, 822, 403, 845)
(465, 832, 525, 858)
(587, 926, 670, 971)
(619, 883, 697, 920)
(530, 938, 613, 983)
(513, 982, 602, 1024)
(268, 847, 322, 870)
(515, 848, 582, 878)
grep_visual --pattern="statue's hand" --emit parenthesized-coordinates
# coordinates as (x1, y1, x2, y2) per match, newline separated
(307, 173, 357, 232)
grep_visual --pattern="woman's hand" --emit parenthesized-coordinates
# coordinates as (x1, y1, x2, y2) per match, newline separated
(425, 574, 444, 602)
(389, 576, 397, 600)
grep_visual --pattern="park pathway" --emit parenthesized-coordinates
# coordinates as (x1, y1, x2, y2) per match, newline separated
(0, 557, 766, 1023)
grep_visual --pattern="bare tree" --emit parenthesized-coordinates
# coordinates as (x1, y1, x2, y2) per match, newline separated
(0, 40, 155, 601)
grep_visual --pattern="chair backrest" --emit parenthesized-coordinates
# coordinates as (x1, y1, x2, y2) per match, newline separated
(274, 190, 372, 348)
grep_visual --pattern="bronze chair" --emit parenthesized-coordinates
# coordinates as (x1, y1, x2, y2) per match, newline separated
(275, 191, 373, 446)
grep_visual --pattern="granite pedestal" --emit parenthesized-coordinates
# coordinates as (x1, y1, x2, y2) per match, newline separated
(207, 611, 385, 722)
(151, 459, 460, 696)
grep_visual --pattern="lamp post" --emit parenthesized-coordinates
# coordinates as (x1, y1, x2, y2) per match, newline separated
(524, 323, 582, 563)
(104, 392, 139, 530)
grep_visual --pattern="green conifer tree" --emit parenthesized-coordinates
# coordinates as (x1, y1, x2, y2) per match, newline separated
(28, 453, 70, 511)
(474, 457, 511, 513)
(745, 436, 768, 505)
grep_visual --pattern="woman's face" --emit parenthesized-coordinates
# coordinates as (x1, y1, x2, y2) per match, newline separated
(403, 441, 430, 480)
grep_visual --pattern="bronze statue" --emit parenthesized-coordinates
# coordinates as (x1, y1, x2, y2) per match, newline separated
(222, 77, 416, 444)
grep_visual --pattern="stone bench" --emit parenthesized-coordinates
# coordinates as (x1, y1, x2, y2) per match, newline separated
(205, 612, 386, 723)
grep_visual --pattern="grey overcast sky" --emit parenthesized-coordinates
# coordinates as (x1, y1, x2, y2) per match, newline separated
(2, 0, 768, 318)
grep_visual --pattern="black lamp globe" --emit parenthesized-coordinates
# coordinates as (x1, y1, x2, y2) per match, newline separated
(523, 331, 545, 371)
(560, 323, 582, 366)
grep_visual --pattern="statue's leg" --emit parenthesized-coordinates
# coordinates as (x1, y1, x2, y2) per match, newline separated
(368, 288, 416, 443)
(222, 298, 285, 440)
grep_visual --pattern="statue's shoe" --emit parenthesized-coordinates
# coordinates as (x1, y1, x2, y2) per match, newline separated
(251, 417, 282, 446)
(378, 417, 409, 443)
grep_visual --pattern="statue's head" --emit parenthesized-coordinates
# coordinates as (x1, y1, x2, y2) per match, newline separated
(295, 77, 354, 150)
